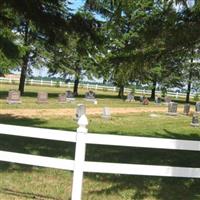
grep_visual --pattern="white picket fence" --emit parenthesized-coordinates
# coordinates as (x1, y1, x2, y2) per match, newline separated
(1, 115, 200, 199)
(0, 77, 119, 92)
(0, 77, 195, 98)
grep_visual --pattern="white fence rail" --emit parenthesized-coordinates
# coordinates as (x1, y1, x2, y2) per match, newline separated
(0, 77, 195, 98)
(1, 115, 200, 199)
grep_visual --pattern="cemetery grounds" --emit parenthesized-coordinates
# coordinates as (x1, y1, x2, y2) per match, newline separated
(0, 84, 200, 200)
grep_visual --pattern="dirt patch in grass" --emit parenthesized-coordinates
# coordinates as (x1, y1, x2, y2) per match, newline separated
(0, 106, 189, 118)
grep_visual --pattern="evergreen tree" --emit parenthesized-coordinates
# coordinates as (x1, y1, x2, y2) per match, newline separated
(47, 11, 102, 96)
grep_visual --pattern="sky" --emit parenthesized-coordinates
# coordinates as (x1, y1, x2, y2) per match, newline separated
(69, 0, 85, 12)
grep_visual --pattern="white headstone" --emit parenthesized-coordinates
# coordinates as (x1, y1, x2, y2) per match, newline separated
(76, 104, 86, 120)
(102, 107, 111, 119)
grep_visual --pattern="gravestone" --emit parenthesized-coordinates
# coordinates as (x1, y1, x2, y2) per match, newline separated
(102, 107, 111, 119)
(140, 95, 144, 102)
(76, 104, 86, 120)
(167, 102, 178, 116)
(37, 92, 48, 103)
(126, 92, 135, 102)
(85, 90, 95, 99)
(66, 90, 75, 102)
(164, 96, 171, 104)
(7, 90, 21, 104)
(183, 104, 190, 115)
(155, 96, 161, 104)
(58, 93, 66, 103)
(143, 98, 149, 105)
(66, 90, 74, 98)
(85, 90, 97, 104)
(195, 102, 200, 113)
(191, 114, 199, 127)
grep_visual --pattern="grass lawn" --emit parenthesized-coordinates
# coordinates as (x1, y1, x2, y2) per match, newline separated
(0, 84, 200, 199)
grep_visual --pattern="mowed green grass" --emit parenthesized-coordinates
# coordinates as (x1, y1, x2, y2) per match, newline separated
(1, 84, 200, 199)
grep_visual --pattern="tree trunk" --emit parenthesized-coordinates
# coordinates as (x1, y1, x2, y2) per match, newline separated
(118, 85, 124, 99)
(18, 20, 29, 96)
(186, 51, 193, 103)
(150, 80, 157, 100)
(186, 70, 192, 103)
(73, 66, 81, 96)
(19, 53, 29, 95)
(73, 76, 79, 96)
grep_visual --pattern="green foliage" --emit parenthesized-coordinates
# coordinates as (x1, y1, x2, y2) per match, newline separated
(161, 87, 167, 97)
(47, 10, 102, 89)
(86, 0, 200, 90)
(193, 93, 199, 101)
(131, 86, 136, 94)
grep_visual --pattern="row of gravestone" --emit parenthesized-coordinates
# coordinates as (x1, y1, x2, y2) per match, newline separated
(76, 103, 200, 126)
(167, 102, 200, 115)
(6, 90, 200, 126)
(126, 92, 171, 105)
(126, 93, 150, 105)
(6, 90, 97, 104)
(6, 90, 50, 104)
(167, 102, 200, 127)
(76, 104, 111, 120)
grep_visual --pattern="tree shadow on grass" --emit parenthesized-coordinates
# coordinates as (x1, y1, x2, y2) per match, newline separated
(162, 128, 200, 140)
(0, 114, 75, 172)
(84, 129, 200, 199)
(0, 114, 46, 127)
(0, 188, 61, 200)
(86, 173, 200, 200)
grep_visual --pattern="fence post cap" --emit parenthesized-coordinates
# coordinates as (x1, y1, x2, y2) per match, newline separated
(77, 115, 88, 133)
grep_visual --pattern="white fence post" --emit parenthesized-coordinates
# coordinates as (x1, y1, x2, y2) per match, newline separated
(71, 115, 88, 200)
(176, 92, 179, 99)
